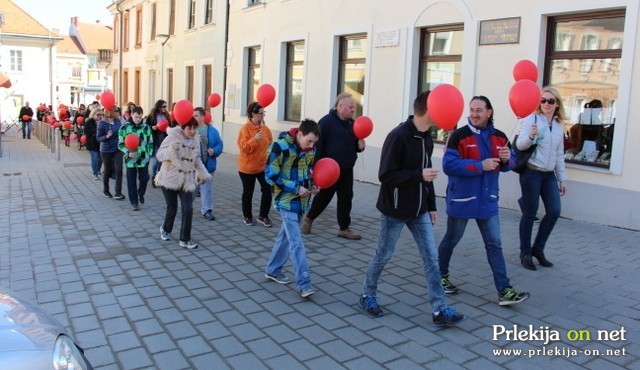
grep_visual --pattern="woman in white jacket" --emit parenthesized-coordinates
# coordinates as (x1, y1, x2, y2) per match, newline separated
(155, 118, 211, 249)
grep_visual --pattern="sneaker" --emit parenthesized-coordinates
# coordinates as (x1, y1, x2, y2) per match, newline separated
(499, 287, 531, 306)
(203, 210, 216, 220)
(94, 175, 100, 181)
(160, 226, 171, 241)
(258, 216, 272, 227)
(132, 204, 139, 211)
(359, 295, 384, 317)
(338, 228, 361, 240)
(300, 287, 315, 298)
(113, 193, 125, 200)
(300, 217, 313, 234)
(432, 306, 467, 327)
(244, 217, 256, 226)
(441, 274, 460, 295)
(139, 194, 145, 204)
(264, 273, 291, 284)
(179, 240, 198, 249)
(103, 191, 112, 198)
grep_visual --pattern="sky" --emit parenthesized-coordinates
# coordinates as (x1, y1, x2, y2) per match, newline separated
(12, 0, 114, 35)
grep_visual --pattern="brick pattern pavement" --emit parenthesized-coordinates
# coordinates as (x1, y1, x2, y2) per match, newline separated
(1, 128, 638, 369)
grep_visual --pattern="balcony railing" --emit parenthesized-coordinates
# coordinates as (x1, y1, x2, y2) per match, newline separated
(98, 49, 113, 64)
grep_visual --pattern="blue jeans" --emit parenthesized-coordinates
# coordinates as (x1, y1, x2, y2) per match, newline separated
(89, 150, 102, 176)
(199, 172, 214, 214)
(362, 213, 445, 312)
(22, 121, 31, 139)
(519, 169, 561, 255)
(126, 165, 149, 206)
(266, 210, 311, 291)
(438, 215, 510, 293)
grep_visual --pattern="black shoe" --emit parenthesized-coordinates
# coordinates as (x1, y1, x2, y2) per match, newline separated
(113, 194, 125, 201)
(103, 191, 113, 198)
(532, 250, 553, 267)
(139, 194, 145, 204)
(520, 254, 537, 271)
(203, 210, 216, 220)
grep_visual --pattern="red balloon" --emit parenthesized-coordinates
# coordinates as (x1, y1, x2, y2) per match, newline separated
(353, 116, 374, 139)
(513, 60, 538, 82)
(312, 158, 341, 189)
(208, 93, 221, 108)
(509, 80, 541, 118)
(204, 111, 212, 124)
(124, 133, 140, 151)
(173, 100, 194, 125)
(76, 116, 84, 125)
(100, 91, 116, 110)
(256, 84, 276, 107)
(80, 135, 87, 144)
(71, 133, 77, 140)
(0, 72, 10, 88)
(22, 115, 31, 121)
(427, 84, 464, 131)
(53, 122, 60, 128)
(156, 119, 169, 132)
(63, 121, 71, 129)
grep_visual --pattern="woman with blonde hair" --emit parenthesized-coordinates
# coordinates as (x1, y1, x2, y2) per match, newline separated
(515, 86, 568, 270)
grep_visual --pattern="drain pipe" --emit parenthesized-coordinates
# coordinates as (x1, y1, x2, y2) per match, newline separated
(116, 0, 124, 108)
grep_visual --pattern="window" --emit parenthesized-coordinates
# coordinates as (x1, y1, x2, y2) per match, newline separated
(203, 64, 212, 107)
(169, 0, 176, 35)
(418, 25, 464, 143)
(123, 11, 130, 51)
(248, 0, 263, 5)
(114, 15, 119, 52)
(10, 50, 22, 71)
(123, 69, 129, 104)
(72, 65, 81, 78)
(88, 56, 97, 68)
(135, 68, 141, 105)
(188, 0, 196, 29)
(545, 10, 624, 169)
(246, 46, 261, 105)
(285, 41, 304, 122)
(205, 0, 213, 24)
(186, 66, 194, 103)
(337, 34, 367, 117)
(135, 7, 143, 48)
(167, 68, 174, 107)
(150, 3, 157, 41)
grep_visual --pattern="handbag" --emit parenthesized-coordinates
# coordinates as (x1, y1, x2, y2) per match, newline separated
(512, 116, 537, 174)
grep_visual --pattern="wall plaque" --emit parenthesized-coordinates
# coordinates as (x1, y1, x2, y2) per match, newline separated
(479, 17, 520, 45)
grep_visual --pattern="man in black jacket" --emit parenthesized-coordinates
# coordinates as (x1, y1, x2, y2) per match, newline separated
(358, 91, 466, 327)
(300, 92, 365, 240)
(19, 102, 34, 139)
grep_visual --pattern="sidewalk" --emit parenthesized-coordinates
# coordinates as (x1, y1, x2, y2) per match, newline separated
(1, 128, 638, 370)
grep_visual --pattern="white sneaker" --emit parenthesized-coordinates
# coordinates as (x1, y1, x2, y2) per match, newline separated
(160, 226, 171, 241)
(179, 240, 198, 249)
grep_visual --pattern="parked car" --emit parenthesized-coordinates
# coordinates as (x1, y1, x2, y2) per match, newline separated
(0, 287, 92, 370)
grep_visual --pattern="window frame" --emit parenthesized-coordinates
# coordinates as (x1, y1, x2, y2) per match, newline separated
(188, 0, 196, 29)
(246, 46, 261, 107)
(284, 40, 305, 122)
(337, 33, 367, 118)
(10, 50, 23, 72)
(150, 3, 157, 41)
(205, 0, 214, 24)
(135, 6, 143, 48)
(169, 0, 176, 35)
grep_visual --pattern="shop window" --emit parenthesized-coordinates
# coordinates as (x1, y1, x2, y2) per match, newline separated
(418, 25, 464, 143)
(545, 10, 624, 168)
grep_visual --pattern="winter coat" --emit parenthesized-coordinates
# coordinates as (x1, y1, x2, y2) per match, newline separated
(265, 129, 315, 215)
(376, 116, 436, 219)
(154, 126, 211, 192)
(97, 118, 123, 153)
(198, 124, 223, 173)
(515, 113, 567, 182)
(117, 121, 154, 168)
(83, 118, 100, 151)
(315, 109, 361, 169)
(442, 120, 513, 220)
(237, 120, 273, 174)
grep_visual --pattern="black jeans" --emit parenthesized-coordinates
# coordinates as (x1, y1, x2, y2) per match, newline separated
(306, 167, 354, 230)
(101, 151, 124, 194)
(126, 165, 150, 206)
(238, 171, 271, 219)
(161, 187, 194, 242)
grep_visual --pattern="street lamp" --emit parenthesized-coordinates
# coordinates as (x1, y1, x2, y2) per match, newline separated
(157, 34, 170, 99)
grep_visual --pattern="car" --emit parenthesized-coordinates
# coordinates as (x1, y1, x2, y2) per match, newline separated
(0, 287, 93, 370)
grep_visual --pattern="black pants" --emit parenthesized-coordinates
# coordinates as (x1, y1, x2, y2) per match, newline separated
(161, 187, 194, 242)
(126, 165, 149, 206)
(306, 167, 354, 230)
(238, 171, 271, 219)
(101, 151, 124, 194)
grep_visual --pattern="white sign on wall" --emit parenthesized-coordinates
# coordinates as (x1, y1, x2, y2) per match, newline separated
(373, 30, 400, 48)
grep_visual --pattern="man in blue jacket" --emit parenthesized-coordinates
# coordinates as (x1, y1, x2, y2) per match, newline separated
(438, 95, 530, 306)
(359, 91, 466, 327)
(194, 107, 223, 220)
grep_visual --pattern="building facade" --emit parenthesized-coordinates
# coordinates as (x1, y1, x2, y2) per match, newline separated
(114, 0, 640, 230)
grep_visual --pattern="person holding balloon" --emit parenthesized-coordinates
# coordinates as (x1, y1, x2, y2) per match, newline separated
(194, 106, 223, 220)
(437, 96, 530, 306)
(359, 91, 466, 326)
(154, 116, 211, 250)
(300, 92, 365, 240)
(84, 108, 104, 180)
(97, 107, 125, 200)
(237, 102, 274, 227)
(118, 106, 154, 211)
(147, 99, 170, 185)
(19, 102, 34, 139)
(515, 87, 568, 270)
(264, 119, 321, 298)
